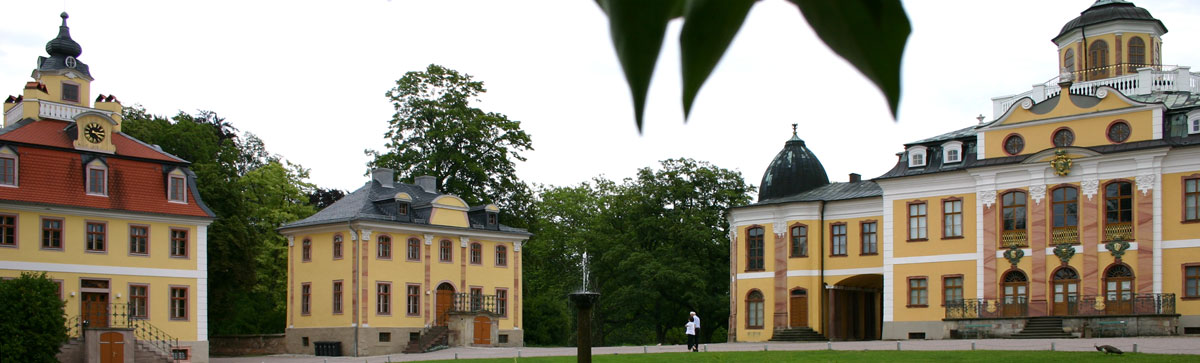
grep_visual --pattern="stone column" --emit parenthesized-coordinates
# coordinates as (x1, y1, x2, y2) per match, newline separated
(773, 226, 788, 330)
(981, 190, 998, 300)
(1029, 185, 1048, 316)
(1136, 175, 1155, 293)
(1081, 180, 1100, 296)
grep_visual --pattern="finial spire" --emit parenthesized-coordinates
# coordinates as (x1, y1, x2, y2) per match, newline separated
(791, 123, 798, 136)
(61, 12, 68, 26)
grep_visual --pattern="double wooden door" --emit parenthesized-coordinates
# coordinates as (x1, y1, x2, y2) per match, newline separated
(473, 316, 492, 344)
(1002, 282, 1027, 317)
(99, 332, 124, 363)
(1052, 280, 1079, 316)
(1106, 278, 1133, 314)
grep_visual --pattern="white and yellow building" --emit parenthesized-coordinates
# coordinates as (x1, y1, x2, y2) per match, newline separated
(0, 13, 214, 362)
(279, 169, 529, 356)
(729, 0, 1200, 341)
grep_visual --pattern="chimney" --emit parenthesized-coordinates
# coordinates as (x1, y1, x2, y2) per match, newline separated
(371, 168, 394, 188)
(849, 173, 861, 182)
(414, 175, 437, 193)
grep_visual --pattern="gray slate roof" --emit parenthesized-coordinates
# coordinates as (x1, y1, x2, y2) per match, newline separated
(746, 180, 882, 207)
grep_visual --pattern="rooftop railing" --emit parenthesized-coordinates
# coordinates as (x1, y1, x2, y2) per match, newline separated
(992, 65, 1198, 118)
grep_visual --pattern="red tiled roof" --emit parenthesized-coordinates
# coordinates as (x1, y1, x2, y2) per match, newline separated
(0, 119, 183, 162)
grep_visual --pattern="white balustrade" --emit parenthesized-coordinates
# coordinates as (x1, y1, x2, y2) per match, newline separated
(991, 65, 1200, 118)
(4, 103, 22, 126)
(38, 100, 110, 121)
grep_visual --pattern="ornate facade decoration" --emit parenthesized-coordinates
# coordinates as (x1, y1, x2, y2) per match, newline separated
(1081, 179, 1100, 200)
(1053, 243, 1076, 265)
(1029, 184, 1047, 205)
(1136, 173, 1156, 195)
(1106, 238, 1131, 260)
(1003, 244, 1025, 266)
(1096, 88, 1109, 99)
(985, 300, 997, 313)
(1050, 149, 1073, 176)
(978, 190, 997, 208)
(1094, 296, 1107, 311)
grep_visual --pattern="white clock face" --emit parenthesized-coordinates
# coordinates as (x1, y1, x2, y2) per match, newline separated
(65, 56, 77, 68)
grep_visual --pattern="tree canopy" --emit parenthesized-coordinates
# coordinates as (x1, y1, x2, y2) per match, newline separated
(0, 272, 67, 362)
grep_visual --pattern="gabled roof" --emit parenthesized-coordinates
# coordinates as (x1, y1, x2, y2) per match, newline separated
(0, 119, 186, 163)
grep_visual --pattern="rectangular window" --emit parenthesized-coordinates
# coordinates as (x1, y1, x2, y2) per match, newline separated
(440, 240, 452, 262)
(943, 199, 963, 238)
(790, 225, 807, 257)
(377, 237, 391, 259)
(470, 287, 483, 311)
(85, 222, 106, 252)
(398, 202, 408, 216)
(170, 287, 188, 320)
(407, 238, 420, 261)
(129, 225, 148, 255)
(407, 284, 420, 316)
(943, 276, 964, 305)
(1186, 265, 1200, 299)
(379, 332, 391, 343)
(1186, 178, 1199, 222)
(860, 222, 877, 255)
(301, 283, 311, 315)
(831, 223, 847, 256)
(41, 218, 63, 249)
(0, 214, 15, 247)
(168, 176, 186, 202)
(377, 283, 391, 315)
(332, 281, 343, 314)
(488, 213, 497, 225)
(130, 285, 148, 319)
(497, 289, 508, 317)
(61, 83, 79, 102)
(87, 167, 106, 195)
(908, 277, 928, 307)
(908, 202, 927, 241)
(0, 156, 15, 186)
(170, 229, 188, 257)
(496, 246, 507, 266)
(302, 239, 312, 262)
(333, 235, 343, 259)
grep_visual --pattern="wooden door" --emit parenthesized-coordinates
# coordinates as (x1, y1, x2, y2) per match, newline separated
(435, 284, 454, 326)
(1106, 278, 1133, 314)
(789, 290, 808, 327)
(1002, 283, 1027, 317)
(99, 332, 124, 363)
(473, 316, 491, 345)
(1052, 281, 1078, 316)
(82, 292, 109, 328)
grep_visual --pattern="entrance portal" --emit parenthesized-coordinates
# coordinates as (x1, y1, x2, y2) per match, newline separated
(473, 316, 492, 344)
(435, 283, 455, 326)
(99, 332, 124, 363)
(789, 288, 808, 328)
(826, 274, 882, 340)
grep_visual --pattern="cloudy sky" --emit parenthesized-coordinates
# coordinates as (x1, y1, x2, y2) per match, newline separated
(2, 0, 1198, 195)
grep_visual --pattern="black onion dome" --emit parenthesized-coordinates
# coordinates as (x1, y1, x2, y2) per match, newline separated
(1055, 0, 1165, 41)
(758, 131, 830, 202)
(45, 12, 82, 58)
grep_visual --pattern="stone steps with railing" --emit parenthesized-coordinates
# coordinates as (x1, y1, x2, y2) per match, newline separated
(67, 302, 184, 362)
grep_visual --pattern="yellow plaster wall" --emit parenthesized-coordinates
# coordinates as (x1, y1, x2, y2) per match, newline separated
(783, 276, 821, 333)
(1163, 249, 1200, 315)
(784, 219, 819, 271)
(891, 261, 978, 322)
(31, 73, 91, 107)
(1162, 171, 1200, 241)
(988, 109, 1153, 158)
(429, 208, 469, 228)
(0, 209, 198, 270)
(463, 239, 519, 329)
(892, 194, 977, 258)
(736, 224, 777, 273)
(290, 231, 353, 328)
(824, 216, 884, 271)
(734, 277, 772, 342)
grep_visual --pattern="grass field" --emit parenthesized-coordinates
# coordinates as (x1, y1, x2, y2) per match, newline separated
(424, 350, 1196, 362)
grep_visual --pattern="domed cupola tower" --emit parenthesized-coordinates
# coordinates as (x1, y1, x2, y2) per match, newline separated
(1053, 0, 1166, 82)
(28, 12, 94, 107)
(758, 125, 830, 202)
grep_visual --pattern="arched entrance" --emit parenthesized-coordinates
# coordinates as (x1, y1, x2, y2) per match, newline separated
(1051, 267, 1079, 316)
(826, 274, 882, 340)
(435, 283, 455, 326)
(789, 288, 808, 328)
(1001, 270, 1029, 317)
(1104, 263, 1134, 314)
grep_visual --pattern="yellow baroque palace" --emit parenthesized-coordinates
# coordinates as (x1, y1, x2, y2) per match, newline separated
(278, 169, 530, 356)
(1, 13, 214, 362)
(729, 0, 1200, 342)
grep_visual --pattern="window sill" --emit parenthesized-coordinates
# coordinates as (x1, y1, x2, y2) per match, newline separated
(829, 254, 848, 258)
(0, 244, 16, 248)
(907, 238, 929, 242)
(744, 269, 766, 273)
(169, 255, 190, 259)
(1182, 219, 1200, 224)
(942, 236, 965, 240)
(377, 257, 393, 261)
(859, 253, 879, 256)
(168, 200, 188, 204)
(128, 252, 149, 257)
(1182, 296, 1200, 301)
(85, 250, 107, 254)
(906, 304, 929, 308)
(41, 247, 64, 251)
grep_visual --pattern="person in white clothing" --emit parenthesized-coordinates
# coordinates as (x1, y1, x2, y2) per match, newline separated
(685, 316, 697, 352)
(690, 311, 700, 343)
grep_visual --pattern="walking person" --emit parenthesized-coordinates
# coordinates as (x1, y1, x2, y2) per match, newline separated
(690, 311, 700, 344)
(685, 316, 698, 352)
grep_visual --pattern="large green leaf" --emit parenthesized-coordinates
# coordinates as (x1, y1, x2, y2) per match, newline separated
(596, 0, 684, 132)
(679, 0, 755, 119)
(791, 0, 910, 118)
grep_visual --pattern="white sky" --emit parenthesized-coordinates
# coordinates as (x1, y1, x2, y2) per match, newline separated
(3, 1, 1199, 194)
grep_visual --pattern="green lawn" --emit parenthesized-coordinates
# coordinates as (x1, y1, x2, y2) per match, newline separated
(430, 350, 1194, 362)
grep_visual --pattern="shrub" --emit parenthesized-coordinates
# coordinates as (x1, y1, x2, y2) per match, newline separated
(0, 272, 68, 363)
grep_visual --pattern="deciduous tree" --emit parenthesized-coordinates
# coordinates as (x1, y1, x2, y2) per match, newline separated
(0, 272, 67, 362)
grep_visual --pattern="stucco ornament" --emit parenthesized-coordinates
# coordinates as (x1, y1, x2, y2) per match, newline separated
(1003, 244, 1025, 266)
(1094, 296, 1107, 311)
(1136, 174, 1156, 196)
(1096, 88, 1109, 99)
(978, 190, 997, 208)
(1081, 179, 1099, 200)
(1053, 243, 1076, 265)
(1050, 149, 1073, 176)
(1021, 99, 1033, 109)
(985, 299, 997, 313)
(1106, 238, 1131, 260)
(1029, 185, 1047, 205)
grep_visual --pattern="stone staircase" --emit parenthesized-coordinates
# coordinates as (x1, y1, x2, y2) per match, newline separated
(768, 327, 827, 342)
(1010, 316, 1073, 339)
(56, 336, 174, 362)
(403, 326, 449, 353)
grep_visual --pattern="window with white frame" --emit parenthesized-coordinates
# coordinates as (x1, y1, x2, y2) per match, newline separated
(168, 171, 187, 203)
(1191, 117, 1200, 134)
(86, 160, 107, 196)
(942, 141, 963, 163)
(907, 146, 927, 167)
(0, 146, 17, 187)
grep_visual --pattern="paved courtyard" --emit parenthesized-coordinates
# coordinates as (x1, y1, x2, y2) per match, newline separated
(212, 337, 1200, 362)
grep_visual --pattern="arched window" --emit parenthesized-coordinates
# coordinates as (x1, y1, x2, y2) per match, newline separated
(377, 235, 391, 259)
(790, 225, 807, 257)
(302, 238, 312, 262)
(470, 242, 482, 264)
(407, 238, 421, 261)
(1063, 48, 1075, 75)
(1104, 264, 1135, 314)
(746, 227, 764, 271)
(332, 234, 343, 259)
(496, 245, 507, 266)
(439, 240, 453, 262)
(746, 290, 764, 329)
(1051, 187, 1079, 244)
(1128, 37, 1146, 72)
(1089, 40, 1110, 78)
(1001, 191, 1028, 246)
(1001, 270, 1028, 317)
(1104, 181, 1133, 241)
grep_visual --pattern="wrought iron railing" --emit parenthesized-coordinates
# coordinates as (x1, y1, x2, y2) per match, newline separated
(1051, 227, 1080, 245)
(1104, 223, 1133, 242)
(76, 302, 180, 362)
(946, 294, 1176, 319)
(1001, 230, 1028, 247)
(450, 292, 498, 315)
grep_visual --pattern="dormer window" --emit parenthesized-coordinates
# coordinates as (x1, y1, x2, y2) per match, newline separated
(942, 141, 963, 164)
(1191, 117, 1200, 135)
(398, 202, 409, 216)
(0, 146, 17, 187)
(86, 160, 107, 196)
(394, 192, 413, 218)
(487, 212, 497, 226)
(61, 82, 79, 103)
(168, 170, 187, 203)
(907, 146, 928, 168)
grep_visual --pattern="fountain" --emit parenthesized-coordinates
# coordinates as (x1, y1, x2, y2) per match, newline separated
(568, 252, 600, 363)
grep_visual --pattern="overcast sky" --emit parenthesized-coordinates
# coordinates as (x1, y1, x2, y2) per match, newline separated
(3, 0, 1198, 196)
